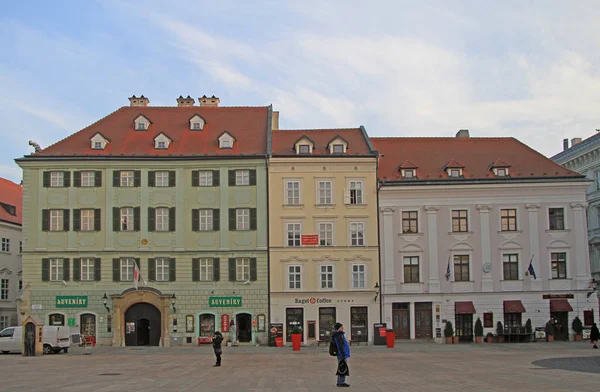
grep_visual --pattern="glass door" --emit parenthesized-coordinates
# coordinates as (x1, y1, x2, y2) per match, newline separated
(318, 307, 336, 342)
(350, 307, 368, 342)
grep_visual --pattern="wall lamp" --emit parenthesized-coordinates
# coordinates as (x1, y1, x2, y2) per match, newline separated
(102, 293, 110, 313)
(373, 282, 380, 302)
(171, 293, 177, 313)
(588, 279, 597, 299)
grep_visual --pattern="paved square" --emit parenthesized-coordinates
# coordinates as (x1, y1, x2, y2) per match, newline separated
(2, 342, 600, 391)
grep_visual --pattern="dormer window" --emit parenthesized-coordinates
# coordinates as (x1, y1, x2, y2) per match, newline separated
(218, 131, 236, 149)
(444, 160, 465, 178)
(189, 114, 206, 131)
(193, 122, 201, 130)
(137, 123, 146, 130)
(299, 145, 311, 154)
(489, 159, 511, 178)
(293, 136, 315, 155)
(332, 144, 344, 154)
(134, 114, 151, 131)
(496, 168, 508, 177)
(157, 141, 166, 149)
(327, 136, 349, 154)
(90, 132, 109, 150)
(403, 169, 415, 178)
(94, 141, 102, 149)
(154, 132, 172, 150)
(449, 169, 462, 178)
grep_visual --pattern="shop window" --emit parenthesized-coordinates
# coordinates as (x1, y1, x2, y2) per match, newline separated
(49, 313, 65, 326)
(350, 307, 368, 342)
(286, 308, 304, 342)
(319, 307, 336, 342)
(80, 314, 96, 339)
(199, 314, 215, 337)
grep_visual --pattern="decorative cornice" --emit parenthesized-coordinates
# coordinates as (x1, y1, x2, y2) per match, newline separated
(476, 204, 493, 212)
(313, 255, 341, 262)
(525, 203, 541, 211)
(0, 268, 13, 275)
(344, 255, 373, 262)
(424, 205, 440, 212)
(570, 202, 588, 210)
(380, 207, 396, 214)
(280, 255, 309, 263)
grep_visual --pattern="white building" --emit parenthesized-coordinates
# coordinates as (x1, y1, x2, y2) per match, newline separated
(0, 177, 22, 330)
(372, 131, 598, 342)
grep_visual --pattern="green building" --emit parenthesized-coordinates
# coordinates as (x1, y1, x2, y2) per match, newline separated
(16, 95, 272, 346)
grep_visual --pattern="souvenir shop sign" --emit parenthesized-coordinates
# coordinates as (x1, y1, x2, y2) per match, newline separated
(56, 296, 88, 308)
(209, 296, 242, 307)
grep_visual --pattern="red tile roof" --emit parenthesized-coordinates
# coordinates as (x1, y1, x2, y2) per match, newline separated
(30, 106, 269, 157)
(371, 137, 583, 181)
(0, 177, 22, 226)
(272, 128, 374, 156)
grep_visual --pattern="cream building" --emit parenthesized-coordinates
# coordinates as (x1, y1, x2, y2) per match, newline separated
(268, 125, 380, 344)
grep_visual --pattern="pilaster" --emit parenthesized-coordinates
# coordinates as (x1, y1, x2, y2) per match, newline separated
(526, 204, 542, 291)
(424, 205, 440, 293)
(477, 204, 493, 292)
(381, 206, 397, 294)
(571, 201, 590, 289)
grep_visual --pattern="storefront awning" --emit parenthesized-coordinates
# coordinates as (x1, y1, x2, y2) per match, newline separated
(455, 301, 476, 314)
(550, 299, 573, 312)
(503, 300, 525, 313)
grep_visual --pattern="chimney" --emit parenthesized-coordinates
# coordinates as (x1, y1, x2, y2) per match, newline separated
(199, 95, 220, 107)
(571, 137, 582, 146)
(177, 95, 195, 107)
(456, 129, 470, 138)
(272, 111, 280, 130)
(129, 95, 149, 107)
(563, 138, 569, 151)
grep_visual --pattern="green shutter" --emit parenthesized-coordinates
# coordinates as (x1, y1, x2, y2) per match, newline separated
(63, 171, 71, 187)
(95, 171, 102, 187)
(250, 258, 257, 281)
(133, 170, 141, 187)
(63, 209, 70, 232)
(41, 258, 50, 281)
(229, 258, 236, 282)
(191, 170, 199, 187)
(250, 208, 257, 230)
(94, 209, 101, 231)
(213, 209, 220, 231)
(229, 208, 236, 231)
(134, 207, 140, 231)
(169, 171, 176, 187)
(113, 170, 120, 187)
(148, 171, 155, 187)
(148, 258, 156, 282)
(169, 258, 176, 282)
(63, 258, 70, 281)
(169, 207, 176, 232)
(113, 207, 120, 232)
(73, 171, 81, 187)
(148, 208, 155, 232)
(192, 258, 200, 282)
(213, 258, 220, 282)
(73, 209, 81, 232)
(228, 170, 236, 186)
(42, 209, 50, 231)
(112, 259, 120, 281)
(249, 169, 257, 186)
(94, 258, 101, 281)
(213, 170, 220, 186)
(192, 209, 199, 232)
(43, 172, 50, 187)
(73, 258, 81, 281)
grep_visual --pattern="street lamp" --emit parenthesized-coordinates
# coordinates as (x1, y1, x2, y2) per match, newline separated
(102, 293, 110, 313)
(171, 293, 177, 313)
(373, 282, 380, 302)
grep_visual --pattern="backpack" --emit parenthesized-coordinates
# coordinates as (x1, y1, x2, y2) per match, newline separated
(329, 337, 338, 356)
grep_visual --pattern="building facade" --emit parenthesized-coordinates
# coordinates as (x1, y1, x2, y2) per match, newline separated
(268, 126, 380, 344)
(16, 96, 271, 346)
(551, 134, 600, 282)
(0, 178, 22, 330)
(373, 131, 598, 342)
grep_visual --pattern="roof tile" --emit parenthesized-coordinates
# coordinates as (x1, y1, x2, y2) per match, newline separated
(0, 177, 22, 226)
(272, 128, 373, 156)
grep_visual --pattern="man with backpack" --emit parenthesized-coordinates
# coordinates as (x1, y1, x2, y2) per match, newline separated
(329, 322, 350, 387)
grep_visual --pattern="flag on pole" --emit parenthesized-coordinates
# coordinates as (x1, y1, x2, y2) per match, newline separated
(445, 256, 451, 281)
(526, 255, 536, 280)
(133, 262, 146, 289)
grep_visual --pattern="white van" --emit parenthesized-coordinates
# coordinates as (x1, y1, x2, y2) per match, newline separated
(0, 326, 71, 354)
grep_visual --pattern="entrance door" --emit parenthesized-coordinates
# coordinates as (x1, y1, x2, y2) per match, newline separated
(319, 307, 336, 342)
(415, 303, 433, 339)
(124, 303, 161, 346)
(286, 308, 304, 342)
(236, 313, 252, 343)
(551, 312, 569, 341)
(350, 307, 368, 342)
(455, 314, 473, 342)
(392, 303, 410, 339)
(80, 314, 96, 340)
(24, 324, 35, 356)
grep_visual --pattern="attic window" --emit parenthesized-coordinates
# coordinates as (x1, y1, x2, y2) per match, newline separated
(137, 123, 146, 130)
(299, 145, 311, 154)
(157, 141, 166, 149)
(221, 140, 231, 148)
(403, 169, 415, 179)
(449, 169, 462, 178)
(332, 144, 345, 154)
(94, 141, 102, 149)
(0, 202, 16, 216)
(218, 131, 235, 149)
(495, 168, 509, 177)
(193, 122, 201, 130)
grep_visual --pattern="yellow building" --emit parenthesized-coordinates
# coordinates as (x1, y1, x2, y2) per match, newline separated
(269, 125, 380, 344)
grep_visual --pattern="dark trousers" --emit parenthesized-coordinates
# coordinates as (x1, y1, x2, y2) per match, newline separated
(215, 351, 221, 365)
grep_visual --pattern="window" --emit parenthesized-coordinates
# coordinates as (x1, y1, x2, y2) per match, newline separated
(236, 170, 249, 186)
(120, 171, 134, 187)
(19, 280, 22, 291)
(137, 122, 146, 130)
(236, 209, 250, 231)
(452, 210, 468, 232)
(332, 144, 344, 154)
(496, 168, 508, 177)
(199, 209, 213, 231)
(501, 209, 517, 231)
(199, 259, 213, 281)
(19, 241, 22, 254)
(549, 208, 565, 230)
(80, 258, 95, 281)
(94, 141, 102, 149)
(402, 211, 418, 234)
(236, 258, 250, 281)
(596, 171, 600, 190)
(320, 265, 334, 289)
(503, 254, 519, 281)
(449, 169, 462, 178)
(156, 258, 170, 282)
(551, 252, 567, 279)
(403, 169, 415, 178)
(288, 265, 302, 289)
(352, 264, 366, 288)
(49, 314, 65, 326)
(81, 171, 95, 187)
(120, 258, 135, 281)
(199, 171, 213, 187)
(453, 255, 470, 282)
(349, 181, 363, 204)
(155, 171, 169, 187)
(318, 222, 333, 246)
(156, 208, 169, 232)
(299, 145, 310, 154)
(121, 208, 134, 231)
(199, 314, 215, 337)
(0, 316, 8, 330)
(157, 141, 166, 149)
(318, 181, 332, 204)
(193, 122, 201, 130)
(50, 210, 64, 231)
(0, 279, 8, 300)
(221, 139, 231, 148)
(584, 310, 594, 327)
(350, 222, 365, 246)
(50, 172, 64, 187)
(286, 223, 301, 247)
(403, 256, 420, 283)
(81, 209, 95, 231)
(286, 181, 300, 205)
(50, 259, 64, 281)
(1, 238, 9, 252)
(504, 313, 522, 328)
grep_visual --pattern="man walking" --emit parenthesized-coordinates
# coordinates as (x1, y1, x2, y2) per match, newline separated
(212, 331, 223, 366)
(332, 322, 350, 387)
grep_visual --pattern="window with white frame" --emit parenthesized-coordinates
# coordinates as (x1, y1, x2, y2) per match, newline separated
(350, 222, 365, 246)
(298, 145, 310, 154)
(156, 208, 169, 232)
(332, 144, 344, 154)
(0, 316, 8, 330)
(1, 238, 9, 253)
(81, 258, 95, 281)
(121, 208, 134, 231)
(549, 208, 565, 230)
(451, 210, 469, 232)
(94, 141, 102, 149)
(286, 223, 301, 247)
(318, 222, 333, 246)
(403, 169, 415, 178)
(236, 209, 250, 231)
(288, 265, 302, 289)
(0, 279, 8, 300)
(551, 252, 567, 279)
(221, 139, 231, 148)
(403, 256, 420, 283)
(199, 209, 213, 231)
(320, 265, 334, 289)
(50, 172, 64, 187)
(318, 181, 332, 204)
(81, 171, 95, 187)
(449, 169, 462, 178)
(503, 254, 519, 281)
(349, 180, 363, 204)
(199, 258, 213, 281)
(157, 141, 166, 149)
(120, 258, 135, 281)
(236, 170, 250, 186)
(496, 168, 508, 177)
(199, 171, 213, 186)
(50, 259, 63, 281)
(236, 258, 250, 281)
(453, 255, 470, 282)
(352, 264, 366, 288)
(286, 181, 300, 205)
(402, 211, 418, 234)
(81, 209, 95, 231)
(50, 210, 64, 231)
(120, 171, 134, 187)
(155, 171, 169, 187)
(501, 209, 517, 231)
(156, 258, 170, 281)
(193, 122, 201, 130)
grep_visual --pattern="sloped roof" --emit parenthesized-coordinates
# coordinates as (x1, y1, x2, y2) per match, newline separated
(272, 128, 375, 156)
(398, 160, 418, 169)
(0, 177, 22, 226)
(489, 158, 511, 168)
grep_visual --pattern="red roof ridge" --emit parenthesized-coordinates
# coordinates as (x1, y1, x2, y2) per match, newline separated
(371, 136, 515, 140)
(131, 105, 270, 109)
(277, 128, 360, 132)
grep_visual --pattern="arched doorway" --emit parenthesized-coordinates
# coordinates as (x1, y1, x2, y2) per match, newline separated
(236, 313, 252, 343)
(124, 303, 161, 346)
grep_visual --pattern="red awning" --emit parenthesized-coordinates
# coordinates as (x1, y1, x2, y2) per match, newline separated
(550, 299, 573, 312)
(504, 300, 526, 313)
(455, 301, 476, 314)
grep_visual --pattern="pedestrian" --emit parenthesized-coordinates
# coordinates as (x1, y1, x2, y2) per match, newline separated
(230, 319, 237, 346)
(591, 323, 599, 349)
(332, 322, 350, 387)
(213, 331, 223, 366)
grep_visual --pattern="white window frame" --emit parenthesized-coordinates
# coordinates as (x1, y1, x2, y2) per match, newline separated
(285, 181, 301, 205)
(348, 180, 364, 204)
(50, 258, 63, 282)
(298, 144, 310, 154)
(120, 171, 134, 187)
(157, 141, 167, 149)
(221, 139, 231, 148)
(286, 222, 302, 247)
(155, 171, 169, 187)
(236, 209, 250, 231)
(548, 206, 566, 231)
(449, 168, 462, 178)
(402, 256, 420, 283)
(193, 122, 201, 130)
(155, 208, 169, 232)
(121, 208, 134, 231)
(451, 209, 469, 233)
(81, 171, 95, 187)
(351, 264, 366, 289)
(50, 210, 64, 231)
(81, 209, 95, 232)
(199, 171, 213, 187)
(496, 168, 508, 177)
(50, 172, 64, 187)
(350, 222, 365, 246)
(81, 258, 95, 281)
(94, 141, 103, 149)
(403, 169, 415, 178)
(1, 238, 9, 253)
(288, 265, 302, 289)
(332, 144, 345, 154)
(236, 170, 250, 186)
(319, 264, 334, 289)
(0, 316, 8, 330)
(120, 258, 135, 281)
(0, 278, 8, 300)
(156, 258, 170, 282)
(199, 258, 214, 281)
(236, 258, 250, 281)
(318, 222, 334, 246)
(317, 180, 333, 205)
(199, 209, 213, 231)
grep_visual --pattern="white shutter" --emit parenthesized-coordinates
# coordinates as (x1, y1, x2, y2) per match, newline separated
(344, 189, 350, 204)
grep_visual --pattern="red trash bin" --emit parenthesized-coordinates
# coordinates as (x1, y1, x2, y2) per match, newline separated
(386, 329, 395, 348)
(275, 337, 283, 347)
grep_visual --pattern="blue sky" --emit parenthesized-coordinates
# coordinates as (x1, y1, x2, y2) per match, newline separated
(1, 0, 599, 183)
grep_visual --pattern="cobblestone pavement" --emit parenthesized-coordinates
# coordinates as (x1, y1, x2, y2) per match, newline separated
(2, 342, 600, 392)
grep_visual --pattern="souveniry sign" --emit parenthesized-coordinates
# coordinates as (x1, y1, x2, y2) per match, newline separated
(294, 297, 332, 305)
(301, 235, 319, 246)
(209, 296, 242, 307)
(222, 314, 230, 332)
(542, 294, 574, 299)
(56, 296, 88, 308)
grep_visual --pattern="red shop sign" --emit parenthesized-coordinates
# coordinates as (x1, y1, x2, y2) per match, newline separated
(222, 314, 230, 333)
(301, 235, 319, 246)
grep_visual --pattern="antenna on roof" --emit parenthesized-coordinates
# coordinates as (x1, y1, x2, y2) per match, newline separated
(28, 140, 41, 153)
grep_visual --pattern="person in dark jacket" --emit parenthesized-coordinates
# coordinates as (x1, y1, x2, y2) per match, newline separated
(332, 322, 351, 387)
(213, 331, 224, 366)
(590, 323, 599, 349)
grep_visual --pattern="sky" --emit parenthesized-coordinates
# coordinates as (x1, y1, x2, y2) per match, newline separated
(1, 0, 599, 183)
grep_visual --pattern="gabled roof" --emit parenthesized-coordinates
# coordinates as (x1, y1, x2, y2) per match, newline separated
(218, 131, 236, 141)
(0, 177, 22, 226)
(292, 135, 315, 148)
(134, 114, 152, 124)
(188, 113, 207, 123)
(153, 132, 173, 142)
(272, 128, 376, 157)
(489, 158, 511, 168)
(398, 160, 418, 169)
(444, 159, 465, 169)
(326, 135, 349, 148)
(90, 132, 111, 142)
(24, 106, 269, 157)
(372, 137, 583, 182)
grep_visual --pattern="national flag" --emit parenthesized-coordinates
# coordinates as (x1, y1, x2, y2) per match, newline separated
(526, 256, 536, 280)
(133, 262, 146, 289)
(445, 256, 451, 281)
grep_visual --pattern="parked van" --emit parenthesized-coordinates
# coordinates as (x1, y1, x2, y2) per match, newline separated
(0, 326, 71, 354)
